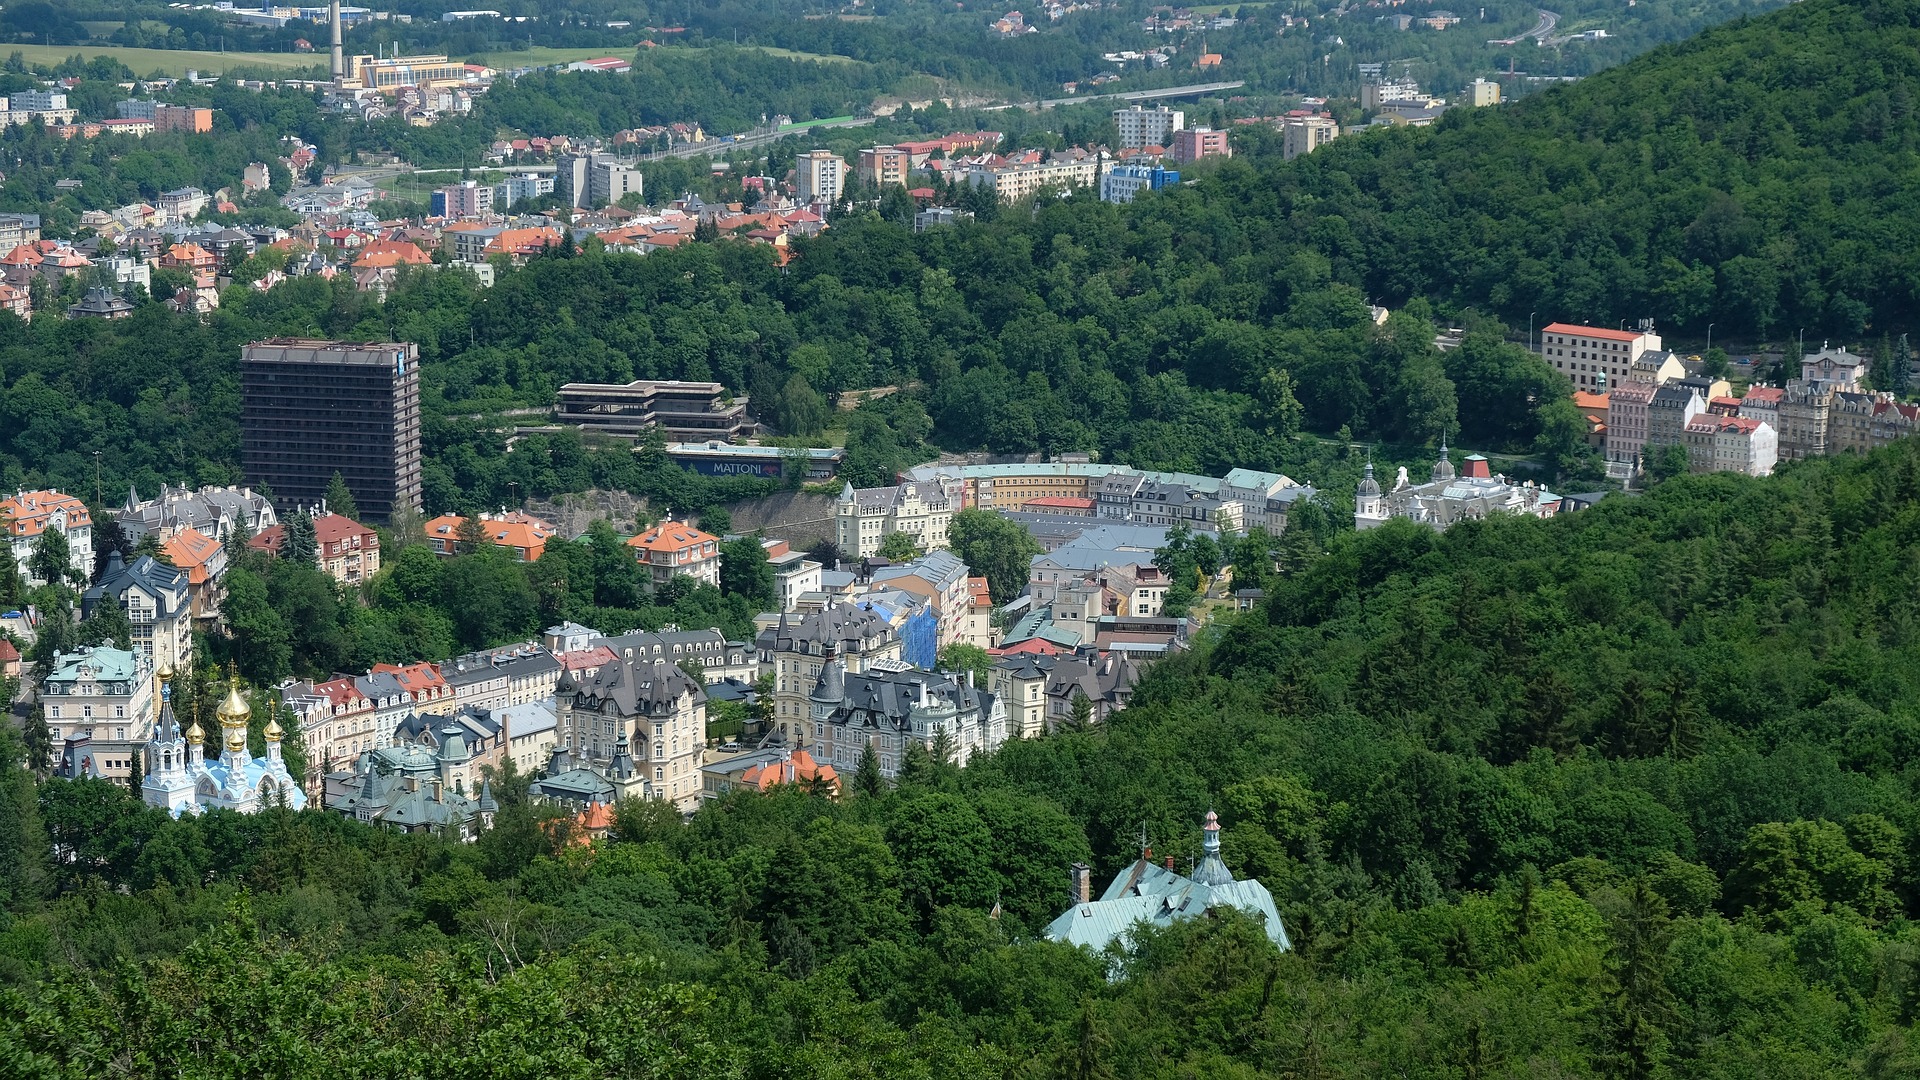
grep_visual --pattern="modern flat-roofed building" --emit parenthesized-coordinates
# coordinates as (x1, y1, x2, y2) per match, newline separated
(1281, 116, 1339, 160)
(857, 146, 911, 187)
(345, 53, 466, 89)
(797, 150, 846, 205)
(1113, 104, 1184, 149)
(1170, 127, 1230, 163)
(553, 379, 755, 440)
(240, 339, 422, 521)
(664, 441, 843, 480)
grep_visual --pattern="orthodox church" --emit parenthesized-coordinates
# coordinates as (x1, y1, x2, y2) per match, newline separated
(142, 667, 308, 815)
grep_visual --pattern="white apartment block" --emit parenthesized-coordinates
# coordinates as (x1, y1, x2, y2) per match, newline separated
(797, 150, 845, 205)
(1113, 104, 1184, 148)
(964, 156, 1108, 202)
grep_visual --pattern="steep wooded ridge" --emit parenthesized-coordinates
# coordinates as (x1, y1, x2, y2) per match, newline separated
(1265, 0, 1920, 338)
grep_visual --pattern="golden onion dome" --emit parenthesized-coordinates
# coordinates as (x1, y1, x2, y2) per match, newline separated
(216, 679, 251, 724)
(264, 715, 284, 742)
(186, 720, 205, 744)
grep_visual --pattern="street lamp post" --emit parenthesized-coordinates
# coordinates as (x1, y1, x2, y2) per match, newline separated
(1528, 311, 1536, 354)
(1707, 323, 1715, 355)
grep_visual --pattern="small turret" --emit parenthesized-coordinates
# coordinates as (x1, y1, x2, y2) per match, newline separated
(1192, 809, 1234, 886)
(1431, 434, 1456, 484)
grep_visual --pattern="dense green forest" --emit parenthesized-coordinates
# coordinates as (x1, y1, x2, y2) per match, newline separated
(9, 427, 1920, 1075)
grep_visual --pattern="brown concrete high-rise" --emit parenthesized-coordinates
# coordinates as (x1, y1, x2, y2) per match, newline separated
(241, 339, 421, 522)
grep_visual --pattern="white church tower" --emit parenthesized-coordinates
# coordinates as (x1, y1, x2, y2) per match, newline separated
(1354, 456, 1389, 530)
(141, 666, 196, 815)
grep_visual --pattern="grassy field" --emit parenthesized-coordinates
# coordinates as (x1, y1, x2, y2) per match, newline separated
(0, 42, 321, 76)
(2, 39, 857, 79)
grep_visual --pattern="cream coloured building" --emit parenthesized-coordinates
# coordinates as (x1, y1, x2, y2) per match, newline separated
(1540, 322, 1663, 390)
(835, 479, 960, 558)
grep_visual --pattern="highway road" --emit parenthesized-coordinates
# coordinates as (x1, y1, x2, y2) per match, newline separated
(1012, 80, 1247, 110)
(1489, 9, 1558, 46)
(642, 81, 1248, 159)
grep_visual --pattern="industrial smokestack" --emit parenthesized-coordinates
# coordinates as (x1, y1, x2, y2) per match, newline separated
(329, 0, 344, 82)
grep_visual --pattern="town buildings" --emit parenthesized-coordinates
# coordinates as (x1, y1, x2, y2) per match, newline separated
(1539, 321, 1663, 390)
(1683, 412, 1777, 476)
(1281, 115, 1339, 160)
(0, 489, 93, 584)
(1468, 78, 1502, 106)
(1170, 127, 1231, 163)
(44, 645, 152, 777)
(422, 510, 555, 561)
(553, 379, 755, 441)
(249, 511, 382, 584)
(117, 483, 278, 545)
(161, 528, 228, 619)
(1605, 382, 1655, 471)
(992, 648, 1140, 738)
(1361, 76, 1430, 111)
(895, 460, 1310, 535)
(431, 179, 492, 218)
(240, 339, 423, 521)
(597, 628, 757, 685)
(556, 151, 644, 207)
(806, 656, 1006, 781)
(1113, 104, 1184, 148)
(551, 652, 708, 811)
(315, 512, 381, 582)
(143, 675, 307, 816)
(701, 746, 838, 800)
(1101, 163, 1180, 204)
(626, 519, 722, 593)
(1354, 446, 1562, 531)
(835, 479, 960, 558)
(444, 642, 561, 712)
(857, 146, 912, 187)
(84, 551, 194, 673)
(965, 154, 1107, 201)
(870, 550, 976, 649)
(796, 150, 846, 205)
(328, 739, 495, 837)
(343, 53, 466, 90)
(757, 603, 903, 746)
(66, 287, 136, 319)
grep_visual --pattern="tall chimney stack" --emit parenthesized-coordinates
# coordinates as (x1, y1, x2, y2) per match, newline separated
(329, 0, 345, 82)
(1069, 862, 1091, 905)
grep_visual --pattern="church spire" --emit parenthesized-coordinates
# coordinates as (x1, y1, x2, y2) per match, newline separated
(1431, 431, 1456, 483)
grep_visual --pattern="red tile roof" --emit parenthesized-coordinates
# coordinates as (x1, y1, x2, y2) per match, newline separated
(1542, 322, 1645, 342)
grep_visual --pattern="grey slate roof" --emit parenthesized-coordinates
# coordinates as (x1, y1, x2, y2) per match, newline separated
(82, 551, 189, 620)
(756, 601, 896, 656)
(567, 654, 705, 717)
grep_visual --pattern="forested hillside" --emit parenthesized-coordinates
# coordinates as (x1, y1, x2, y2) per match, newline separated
(1277, 0, 1920, 339)
(9, 431, 1920, 1075)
